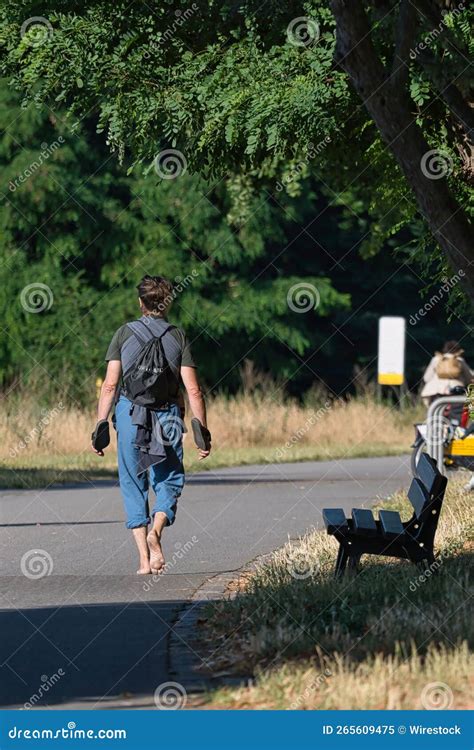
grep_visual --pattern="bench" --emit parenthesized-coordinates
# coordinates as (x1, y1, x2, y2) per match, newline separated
(323, 453, 447, 577)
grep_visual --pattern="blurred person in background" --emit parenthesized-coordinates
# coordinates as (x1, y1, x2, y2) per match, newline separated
(421, 340, 473, 407)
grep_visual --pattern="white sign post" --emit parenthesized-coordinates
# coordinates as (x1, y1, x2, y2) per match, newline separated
(378, 317, 406, 395)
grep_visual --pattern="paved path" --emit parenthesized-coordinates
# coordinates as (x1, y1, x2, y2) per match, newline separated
(0, 455, 411, 708)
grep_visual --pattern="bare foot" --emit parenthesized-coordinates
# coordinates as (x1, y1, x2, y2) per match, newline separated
(147, 530, 165, 574)
(136, 564, 152, 575)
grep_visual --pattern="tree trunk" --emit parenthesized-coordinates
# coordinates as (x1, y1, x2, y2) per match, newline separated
(331, 0, 474, 301)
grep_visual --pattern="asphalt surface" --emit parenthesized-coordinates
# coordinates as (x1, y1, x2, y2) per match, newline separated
(0, 454, 411, 708)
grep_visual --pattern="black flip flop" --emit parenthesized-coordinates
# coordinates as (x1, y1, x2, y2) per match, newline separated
(91, 420, 110, 451)
(191, 418, 212, 451)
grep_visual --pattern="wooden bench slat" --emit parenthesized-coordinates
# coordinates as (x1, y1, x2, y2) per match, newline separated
(323, 508, 348, 535)
(416, 452, 440, 494)
(408, 478, 431, 518)
(351, 508, 377, 536)
(379, 510, 404, 539)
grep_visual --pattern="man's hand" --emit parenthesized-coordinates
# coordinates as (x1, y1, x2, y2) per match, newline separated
(190, 417, 211, 461)
(91, 361, 121, 456)
(181, 368, 211, 460)
(91, 420, 110, 456)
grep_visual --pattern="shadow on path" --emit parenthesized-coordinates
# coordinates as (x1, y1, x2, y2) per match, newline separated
(0, 598, 196, 708)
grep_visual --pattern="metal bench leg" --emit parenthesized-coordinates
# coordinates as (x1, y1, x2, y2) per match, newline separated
(414, 550, 436, 573)
(348, 553, 361, 575)
(335, 544, 349, 578)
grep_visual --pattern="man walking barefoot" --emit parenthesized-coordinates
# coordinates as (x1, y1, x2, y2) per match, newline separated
(91, 275, 210, 574)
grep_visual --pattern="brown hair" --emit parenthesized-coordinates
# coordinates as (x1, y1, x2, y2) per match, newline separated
(136, 275, 174, 315)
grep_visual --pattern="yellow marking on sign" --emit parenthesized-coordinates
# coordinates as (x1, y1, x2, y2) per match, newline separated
(378, 373, 404, 385)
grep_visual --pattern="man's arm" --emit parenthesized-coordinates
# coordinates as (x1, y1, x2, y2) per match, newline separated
(92, 360, 122, 454)
(180, 365, 210, 458)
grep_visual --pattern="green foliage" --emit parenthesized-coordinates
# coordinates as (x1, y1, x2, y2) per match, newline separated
(0, 80, 352, 403)
(0, 0, 472, 403)
(0, 0, 471, 265)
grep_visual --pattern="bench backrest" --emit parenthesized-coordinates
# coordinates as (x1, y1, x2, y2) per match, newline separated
(416, 452, 443, 495)
(407, 453, 447, 545)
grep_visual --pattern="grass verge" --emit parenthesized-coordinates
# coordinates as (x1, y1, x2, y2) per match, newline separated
(196, 479, 473, 709)
(0, 394, 417, 489)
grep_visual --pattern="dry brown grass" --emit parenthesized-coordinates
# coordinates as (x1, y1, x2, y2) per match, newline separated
(198, 479, 473, 709)
(0, 395, 414, 464)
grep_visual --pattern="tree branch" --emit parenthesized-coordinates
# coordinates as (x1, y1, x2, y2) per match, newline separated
(330, 0, 474, 299)
(391, 0, 419, 86)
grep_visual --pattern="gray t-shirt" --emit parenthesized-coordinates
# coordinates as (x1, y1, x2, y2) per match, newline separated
(105, 316, 196, 369)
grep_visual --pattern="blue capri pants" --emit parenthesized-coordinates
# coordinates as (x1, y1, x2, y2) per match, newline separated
(114, 396, 185, 529)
